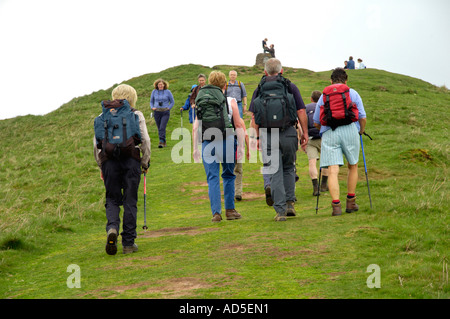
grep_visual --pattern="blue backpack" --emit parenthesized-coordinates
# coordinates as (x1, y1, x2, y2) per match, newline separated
(94, 99, 142, 160)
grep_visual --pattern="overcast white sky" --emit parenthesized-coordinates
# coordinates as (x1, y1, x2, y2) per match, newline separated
(0, 0, 449, 120)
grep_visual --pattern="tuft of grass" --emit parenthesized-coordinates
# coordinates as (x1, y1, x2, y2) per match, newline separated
(0, 236, 30, 251)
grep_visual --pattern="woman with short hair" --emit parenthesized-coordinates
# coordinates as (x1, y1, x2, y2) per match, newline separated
(150, 78, 175, 148)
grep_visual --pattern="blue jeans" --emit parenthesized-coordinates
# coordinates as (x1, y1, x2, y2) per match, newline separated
(237, 101, 244, 119)
(201, 136, 237, 215)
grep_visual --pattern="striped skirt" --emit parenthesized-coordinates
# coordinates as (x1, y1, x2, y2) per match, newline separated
(320, 123, 360, 168)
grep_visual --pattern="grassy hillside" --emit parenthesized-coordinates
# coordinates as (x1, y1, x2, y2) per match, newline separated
(0, 64, 448, 299)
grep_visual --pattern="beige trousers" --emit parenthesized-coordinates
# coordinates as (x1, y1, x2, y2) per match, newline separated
(234, 162, 243, 196)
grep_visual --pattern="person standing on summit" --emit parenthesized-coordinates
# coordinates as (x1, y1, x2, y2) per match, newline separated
(262, 38, 269, 53)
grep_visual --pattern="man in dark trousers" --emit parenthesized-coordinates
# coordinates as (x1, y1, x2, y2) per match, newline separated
(249, 58, 309, 221)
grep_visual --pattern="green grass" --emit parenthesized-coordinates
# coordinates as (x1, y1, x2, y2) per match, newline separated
(0, 64, 448, 299)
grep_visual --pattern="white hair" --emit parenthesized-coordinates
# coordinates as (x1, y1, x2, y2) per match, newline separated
(265, 58, 282, 75)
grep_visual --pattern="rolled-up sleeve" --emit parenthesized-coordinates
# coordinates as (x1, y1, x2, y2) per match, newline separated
(93, 136, 102, 169)
(350, 89, 366, 119)
(136, 111, 151, 168)
(313, 95, 323, 124)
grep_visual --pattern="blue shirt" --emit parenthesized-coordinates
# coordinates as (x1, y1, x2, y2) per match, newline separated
(225, 81, 247, 102)
(347, 60, 355, 69)
(150, 89, 175, 109)
(182, 94, 195, 123)
(313, 85, 366, 135)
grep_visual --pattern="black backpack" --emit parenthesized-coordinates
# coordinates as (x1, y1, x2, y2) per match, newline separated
(252, 74, 297, 129)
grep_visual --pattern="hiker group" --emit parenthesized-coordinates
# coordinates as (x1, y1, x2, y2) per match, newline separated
(93, 58, 367, 255)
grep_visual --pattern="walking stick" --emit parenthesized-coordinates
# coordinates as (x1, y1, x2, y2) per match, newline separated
(315, 167, 322, 214)
(142, 172, 148, 230)
(180, 109, 183, 131)
(360, 134, 373, 209)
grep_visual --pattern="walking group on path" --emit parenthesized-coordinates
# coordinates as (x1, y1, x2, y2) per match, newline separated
(93, 58, 368, 255)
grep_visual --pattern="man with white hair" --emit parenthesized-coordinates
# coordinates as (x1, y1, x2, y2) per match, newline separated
(249, 58, 309, 221)
(225, 70, 247, 118)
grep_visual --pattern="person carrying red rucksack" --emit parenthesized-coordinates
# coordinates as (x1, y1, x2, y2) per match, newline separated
(313, 68, 367, 216)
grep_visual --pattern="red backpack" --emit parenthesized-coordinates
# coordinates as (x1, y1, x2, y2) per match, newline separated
(320, 84, 359, 130)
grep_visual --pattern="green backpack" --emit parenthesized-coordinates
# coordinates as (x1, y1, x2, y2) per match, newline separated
(252, 74, 298, 129)
(195, 85, 233, 140)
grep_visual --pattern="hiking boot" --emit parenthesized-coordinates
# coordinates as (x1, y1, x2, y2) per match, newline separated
(312, 179, 319, 196)
(226, 209, 242, 220)
(211, 213, 222, 222)
(235, 195, 242, 201)
(320, 176, 329, 192)
(274, 211, 287, 222)
(265, 186, 274, 207)
(158, 142, 163, 148)
(332, 202, 342, 216)
(286, 201, 296, 216)
(346, 197, 359, 213)
(105, 228, 118, 255)
(123, 243, 138, 254)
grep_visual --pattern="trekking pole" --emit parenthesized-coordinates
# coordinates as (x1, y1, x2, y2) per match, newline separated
(142, 172, 148, 230)
(180, 109, 183, 131)
(315, 167, 322, 214)
(363, 132, 373, 140)
(360, 135, 373, 209)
